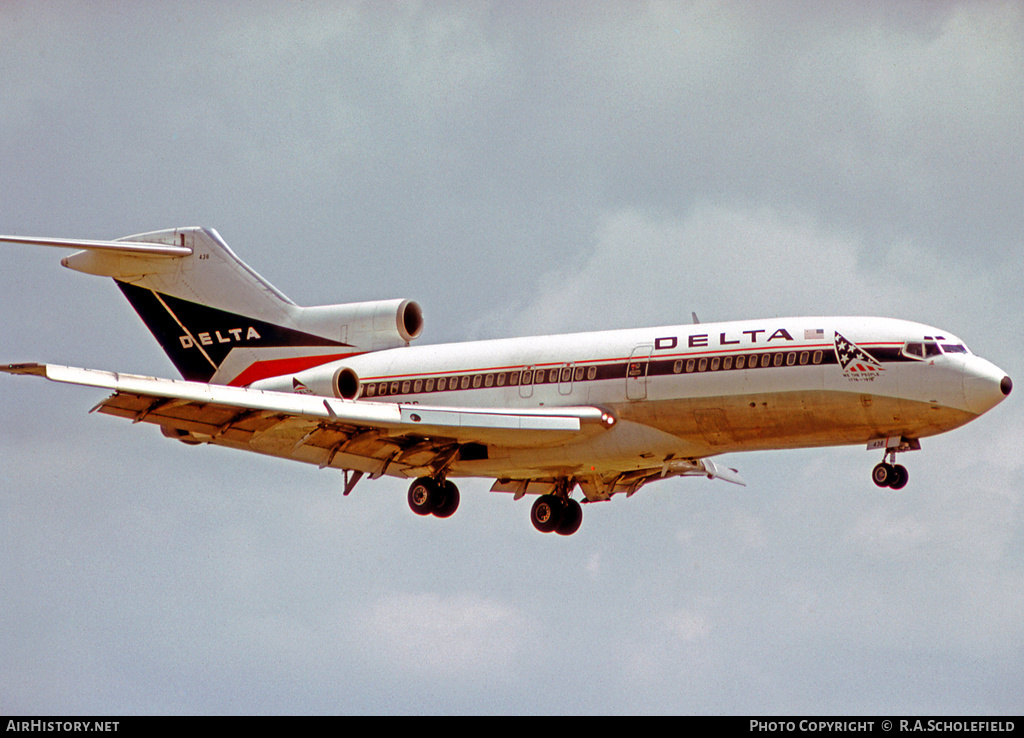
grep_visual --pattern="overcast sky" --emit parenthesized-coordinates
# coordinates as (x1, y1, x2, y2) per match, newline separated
(1, 1, 1022, 715)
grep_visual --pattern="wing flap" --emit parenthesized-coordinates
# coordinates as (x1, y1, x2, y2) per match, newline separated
(2, 363, 613, 474)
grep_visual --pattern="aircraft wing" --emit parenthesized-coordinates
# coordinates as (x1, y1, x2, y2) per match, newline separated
(1, 363, 614, 480)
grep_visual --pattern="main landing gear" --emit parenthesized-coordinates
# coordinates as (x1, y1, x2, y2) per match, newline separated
(530, 495, 583, 536)
(407, 477, 460, 518)
(406, 476, 585, 536)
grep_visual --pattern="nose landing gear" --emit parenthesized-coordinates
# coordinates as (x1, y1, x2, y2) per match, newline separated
(868, 437, 919, 490)
(872, 460, 909, 489)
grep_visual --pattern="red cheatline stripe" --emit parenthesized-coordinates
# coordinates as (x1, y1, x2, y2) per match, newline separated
(228, 353, 362, 387)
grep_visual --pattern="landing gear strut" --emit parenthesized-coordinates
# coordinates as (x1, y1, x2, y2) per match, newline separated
(408, 477, 460, 518)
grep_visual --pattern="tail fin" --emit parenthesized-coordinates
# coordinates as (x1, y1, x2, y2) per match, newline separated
(2, 227, 423, 385)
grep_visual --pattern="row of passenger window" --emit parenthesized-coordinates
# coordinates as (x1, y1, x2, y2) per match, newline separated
(671, 350, 825, 374)
(361, 350, 827, 398)
(364, 364, 602, 398)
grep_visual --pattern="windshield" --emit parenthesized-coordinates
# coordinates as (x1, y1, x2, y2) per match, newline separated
(902, 340, 969, 360)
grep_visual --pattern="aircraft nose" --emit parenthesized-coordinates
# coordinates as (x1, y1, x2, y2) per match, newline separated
(963, 357, 1012, 415)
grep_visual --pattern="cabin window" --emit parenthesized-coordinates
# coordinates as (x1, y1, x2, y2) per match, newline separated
(484, 374, 494, 387)
(786, 352, 796, 366)
(472, 375, 482, 388)
(425, 378, 435, 392)
(365, 384, 376, 397)
(799, 351, 809, 365)
(549, 368, 559, 383)
(710, 357, 720, 371)
(761, 354, 771, 368)
(673, 360, 683, 374)
(812, 351, 823, 364)
(413, 379, 423, 393)
(587, 366, 597, 380)
(401, 381, 411, 393)
(574, 366, 585, 381)
(390, 381, 400, 394)
(509, 371, 520, 385)
(496, 373, 506, 386)
(698, 358, 708, 372)
(437, 377, 447, 391)
(735, 355, 746, 370)
(723, 356, 733, 370)
(561, 366, 572, 382)
(461, 375, 471, 389)
(686, 359, 695, 373)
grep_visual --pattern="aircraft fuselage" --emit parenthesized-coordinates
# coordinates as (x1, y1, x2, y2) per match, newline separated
(251, 315, 1008, 481)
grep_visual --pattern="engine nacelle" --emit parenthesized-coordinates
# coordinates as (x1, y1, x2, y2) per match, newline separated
(334, 366, 361, 400)
(295, 298, 423, 351)
(249, 360, 363, 399)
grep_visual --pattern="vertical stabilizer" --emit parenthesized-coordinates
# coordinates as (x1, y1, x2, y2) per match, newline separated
(3, 228, 423, 385)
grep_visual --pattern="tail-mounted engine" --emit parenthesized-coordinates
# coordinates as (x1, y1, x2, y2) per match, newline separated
(295, 298, 423, 352)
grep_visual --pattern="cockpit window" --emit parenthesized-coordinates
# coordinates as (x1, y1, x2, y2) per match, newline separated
(902, 341, 945, 360)
(903, 342, 924, 359)
(941, 343, 968, 354)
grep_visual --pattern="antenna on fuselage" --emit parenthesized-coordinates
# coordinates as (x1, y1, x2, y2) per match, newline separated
(691, 312, 700, 325)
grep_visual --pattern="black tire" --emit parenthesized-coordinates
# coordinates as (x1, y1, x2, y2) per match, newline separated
(555, 498, 583, 536)
(530, 495, 563, 533)
(408, 478, 438, 516)
(888, 464, 909, 490)
(432, 480, 460, 518)
(872, 463, 893, 488)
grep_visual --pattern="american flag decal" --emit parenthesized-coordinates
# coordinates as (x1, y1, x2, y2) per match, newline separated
(834, 332, 884, 379)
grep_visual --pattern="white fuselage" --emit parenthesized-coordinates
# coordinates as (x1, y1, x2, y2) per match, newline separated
(250, 316, 1009, 481)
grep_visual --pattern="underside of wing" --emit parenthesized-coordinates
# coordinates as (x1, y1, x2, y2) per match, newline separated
(2, 363, 614, 481)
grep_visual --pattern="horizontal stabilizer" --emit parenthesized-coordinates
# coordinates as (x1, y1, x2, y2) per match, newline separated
(0, 234, 192, 257)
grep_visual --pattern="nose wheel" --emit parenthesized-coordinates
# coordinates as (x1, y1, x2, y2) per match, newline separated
(872, 461, 908, 489)
(868, 438, 919, 490)
(871, 445, 910, 489)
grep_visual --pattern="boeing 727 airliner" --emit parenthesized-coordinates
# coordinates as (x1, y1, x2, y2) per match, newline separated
(1, 228, 1012, 535)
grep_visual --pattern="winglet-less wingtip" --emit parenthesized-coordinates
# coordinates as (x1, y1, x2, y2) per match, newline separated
(1, 363, 48, 376)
